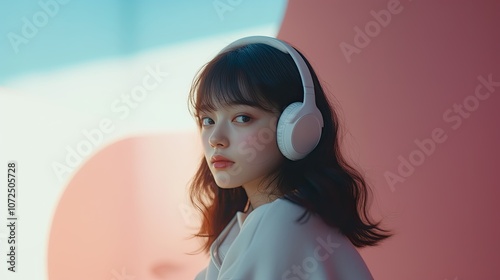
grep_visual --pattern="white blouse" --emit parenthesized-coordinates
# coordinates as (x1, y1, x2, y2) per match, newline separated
(195, 198, 375, 280)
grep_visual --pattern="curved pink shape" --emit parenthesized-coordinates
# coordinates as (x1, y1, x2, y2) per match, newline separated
(48, 132, 208, 280)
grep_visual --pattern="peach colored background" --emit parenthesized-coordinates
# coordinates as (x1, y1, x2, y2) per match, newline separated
(48, 133, 209, 279)
(48, 1, 500, 279)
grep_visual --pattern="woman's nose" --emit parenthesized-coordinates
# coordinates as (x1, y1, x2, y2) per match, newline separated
(208, 124, 229, 148)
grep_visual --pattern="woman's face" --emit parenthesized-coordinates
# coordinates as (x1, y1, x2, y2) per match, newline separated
(199, 104, 284, 192)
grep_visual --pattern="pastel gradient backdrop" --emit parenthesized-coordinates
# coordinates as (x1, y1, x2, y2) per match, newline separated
(0, 0, 498, 279)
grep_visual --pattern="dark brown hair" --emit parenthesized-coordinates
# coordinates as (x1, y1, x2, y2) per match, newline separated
(188, 41, 392, 253)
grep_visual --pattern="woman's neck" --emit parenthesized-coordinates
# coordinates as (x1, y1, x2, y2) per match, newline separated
(242, 176, 283, 209)
(245, 192, 281, 209)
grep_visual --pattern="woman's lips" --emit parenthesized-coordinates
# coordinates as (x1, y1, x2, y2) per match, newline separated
(213, 161, 234, 169)
(211, 155, 234, 169)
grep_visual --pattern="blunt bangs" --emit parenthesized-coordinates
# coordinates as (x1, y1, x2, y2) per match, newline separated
(189, 44, 297, 121)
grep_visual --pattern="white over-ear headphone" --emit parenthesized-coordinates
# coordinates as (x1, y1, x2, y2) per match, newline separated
(219, 36, 324, 161)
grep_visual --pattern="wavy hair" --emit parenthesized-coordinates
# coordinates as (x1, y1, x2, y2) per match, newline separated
(187, 41, 392, 253)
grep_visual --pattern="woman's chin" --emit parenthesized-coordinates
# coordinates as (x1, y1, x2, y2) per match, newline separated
(215, 182, 239, 189)
(212, 171, 239, 189)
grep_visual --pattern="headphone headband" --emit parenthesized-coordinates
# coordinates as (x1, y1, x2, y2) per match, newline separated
(219, 36, 316, 108)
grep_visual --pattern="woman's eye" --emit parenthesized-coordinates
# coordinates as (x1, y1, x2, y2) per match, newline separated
(234, 115, 251, 123)
(201, 117, 214, 126)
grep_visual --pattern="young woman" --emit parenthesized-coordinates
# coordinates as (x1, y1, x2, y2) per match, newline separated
(188, 36, 392, 280)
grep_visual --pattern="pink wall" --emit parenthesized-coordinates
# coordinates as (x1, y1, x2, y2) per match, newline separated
(278, 0, 500, 279)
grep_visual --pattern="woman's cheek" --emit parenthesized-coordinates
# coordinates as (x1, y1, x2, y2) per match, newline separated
(236, 130, 278, 165)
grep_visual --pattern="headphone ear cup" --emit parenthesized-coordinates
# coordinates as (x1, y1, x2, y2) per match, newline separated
(277, 102, 323, 161)
(277, 102, 302, 160)
(277, 102, 301, 160)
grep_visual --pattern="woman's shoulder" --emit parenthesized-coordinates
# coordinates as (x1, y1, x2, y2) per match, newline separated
(230, 197, 374, 279)
(242, 197, 348, 246)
